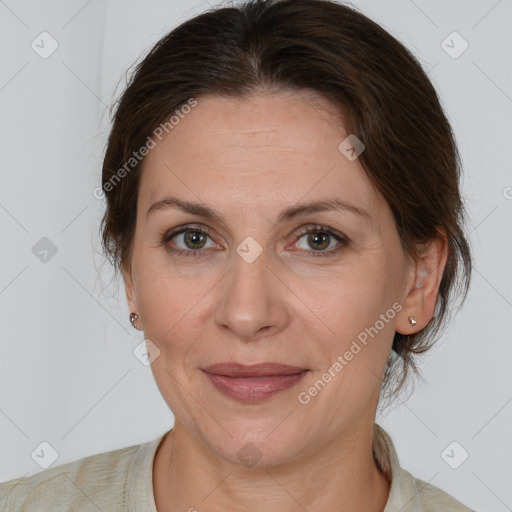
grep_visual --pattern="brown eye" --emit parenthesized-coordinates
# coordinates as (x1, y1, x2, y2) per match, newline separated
(183, 230, 208, 249)
(305, 231, 331, 251)
(162, 225, 220, 258)
(294, 225, 349, 256)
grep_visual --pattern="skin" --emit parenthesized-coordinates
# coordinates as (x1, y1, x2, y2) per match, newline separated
(123, 90, 448, 511)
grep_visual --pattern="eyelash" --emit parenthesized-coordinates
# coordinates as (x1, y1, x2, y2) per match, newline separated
(160, 223, 350, 258)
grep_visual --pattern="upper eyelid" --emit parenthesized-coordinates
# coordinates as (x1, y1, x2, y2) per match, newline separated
(163, 223, 211, 238)
(296, 225, 347, 240)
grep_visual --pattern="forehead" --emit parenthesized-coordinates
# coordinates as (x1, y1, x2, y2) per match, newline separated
(138, 91, 385, 222)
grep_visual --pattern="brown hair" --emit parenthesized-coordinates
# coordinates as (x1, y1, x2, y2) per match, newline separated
(100, 0, 472, 403)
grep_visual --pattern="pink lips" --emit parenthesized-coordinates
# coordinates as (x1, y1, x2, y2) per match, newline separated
(201, 362, 308, 403)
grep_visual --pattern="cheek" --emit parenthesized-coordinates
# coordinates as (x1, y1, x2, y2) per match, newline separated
(299, 270, 398, 410)
(133, 257, 219, 355)
(294, 259, 399, 386)
(294, 255, 397, 330)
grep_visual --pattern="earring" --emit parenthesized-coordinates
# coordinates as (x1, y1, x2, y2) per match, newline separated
(408, 316, 417, 327)
(129, 312, 143, 331)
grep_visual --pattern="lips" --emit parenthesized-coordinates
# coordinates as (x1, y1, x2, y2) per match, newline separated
(202, 362, 307, 378)
(201, 362, 309, 403)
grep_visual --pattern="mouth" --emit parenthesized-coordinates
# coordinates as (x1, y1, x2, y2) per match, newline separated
(201, 362, 309, 403)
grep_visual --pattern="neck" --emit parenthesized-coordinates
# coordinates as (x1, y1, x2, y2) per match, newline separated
(153, 421, 391, 511)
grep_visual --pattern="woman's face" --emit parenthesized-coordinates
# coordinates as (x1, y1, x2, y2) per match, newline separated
(124, 90, 420, 466)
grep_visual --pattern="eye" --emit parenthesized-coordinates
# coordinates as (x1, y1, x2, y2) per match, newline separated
(161, 224, 220, 257)
(292, 225, 349, 257)
(160, 223, 349, 258)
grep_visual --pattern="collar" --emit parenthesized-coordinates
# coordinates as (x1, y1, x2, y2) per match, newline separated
(373, 423, 433, 511)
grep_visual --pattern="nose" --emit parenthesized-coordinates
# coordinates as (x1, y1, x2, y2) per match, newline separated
(214, 248, 290, 342)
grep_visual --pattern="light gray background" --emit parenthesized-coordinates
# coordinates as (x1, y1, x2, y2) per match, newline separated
(0, 1, 511, 510)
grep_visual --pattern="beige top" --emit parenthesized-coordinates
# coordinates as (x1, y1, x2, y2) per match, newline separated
(0, 424, 474, 511)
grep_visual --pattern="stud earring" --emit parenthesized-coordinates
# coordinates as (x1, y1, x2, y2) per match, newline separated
(408, 316, 417, 327)
(129, 312, 143, 331)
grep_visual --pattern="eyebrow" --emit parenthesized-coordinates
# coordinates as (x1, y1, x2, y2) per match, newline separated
(146, 196, 371, 223)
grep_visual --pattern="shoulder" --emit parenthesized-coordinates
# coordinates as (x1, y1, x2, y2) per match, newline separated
(373, 424, 474, 512)
(394, 466, 475, 512)
(0, 439, 155, 512)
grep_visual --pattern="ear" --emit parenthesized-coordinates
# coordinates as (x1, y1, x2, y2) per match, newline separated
(396, 229, 449, 334)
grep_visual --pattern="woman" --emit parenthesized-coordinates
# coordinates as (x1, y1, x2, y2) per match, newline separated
(0, 0, 474, 510)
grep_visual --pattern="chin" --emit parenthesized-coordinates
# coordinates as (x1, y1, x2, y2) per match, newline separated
(201, 422, 308, 469)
